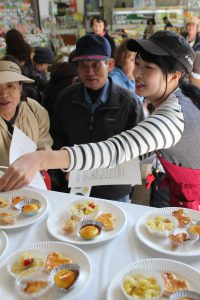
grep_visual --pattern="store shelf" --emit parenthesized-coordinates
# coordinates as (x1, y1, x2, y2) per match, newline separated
(0, 0, 35, 30)
(112, 6, 185, 37)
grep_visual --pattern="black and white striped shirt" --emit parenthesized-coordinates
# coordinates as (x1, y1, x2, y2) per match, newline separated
(63, 91, 184, 171)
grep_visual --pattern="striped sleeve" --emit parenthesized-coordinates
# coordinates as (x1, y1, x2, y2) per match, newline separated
(63, 93, 184, 172)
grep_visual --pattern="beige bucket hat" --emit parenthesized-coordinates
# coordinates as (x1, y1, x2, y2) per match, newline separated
(185, 16, 200, 25)
(0, 61, 34, 84)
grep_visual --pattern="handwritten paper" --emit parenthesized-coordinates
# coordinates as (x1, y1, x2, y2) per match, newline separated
(68, 158, 141, 188)
(9, 126, 47, 190)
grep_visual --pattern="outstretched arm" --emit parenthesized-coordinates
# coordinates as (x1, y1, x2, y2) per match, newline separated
(0, 150, 70, 191)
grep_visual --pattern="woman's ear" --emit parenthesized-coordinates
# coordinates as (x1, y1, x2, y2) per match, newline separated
(169, 71, 182, 83)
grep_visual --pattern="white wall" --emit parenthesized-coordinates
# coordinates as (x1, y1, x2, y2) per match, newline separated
(38, 0, 49, 18)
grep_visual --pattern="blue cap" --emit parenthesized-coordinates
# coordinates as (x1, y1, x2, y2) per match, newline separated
(72, 34, 111, 62)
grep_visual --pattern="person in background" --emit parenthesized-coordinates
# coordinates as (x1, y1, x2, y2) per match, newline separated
(189, 50, 200, 88)
(5, 29, 48, 103)
(109, 39, 143, 103)
(32, 47, 55, 77)
(2, 31, 200, 212)
(182, 16, 200, 51)
(163, 16, 173, 30)
(0, 60, 52, 170)
(42, 51, 79, 119)
(5, 28, 32, 67)
(143, 18, 156, 39)
(49, 34, 144, 202)
(90, 16, 116, 57)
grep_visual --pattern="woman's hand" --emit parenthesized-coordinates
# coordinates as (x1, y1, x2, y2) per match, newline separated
(0, 149, 71, 191)
(0, 152, 41, 191)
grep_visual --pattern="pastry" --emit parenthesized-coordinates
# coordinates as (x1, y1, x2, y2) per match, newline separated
(22, 204, 39, 215)
(12, 196, 25, 205)
(54, 269, 77, 289)
(24, 280, 48, 293)
(63, 215, 80, 234)
(172, 209, 192, 227)
(188, 224, 200, 236)
(79, 225, 100, 239)
(0, 198, 9, 208)
(169, 232, 190, 249)
(45, 252, 72, 272)
(11, 252, 44, 275)
(162, 272, 190, 296)
(0, 211, 16, 225)
(96, 213, 116, 231)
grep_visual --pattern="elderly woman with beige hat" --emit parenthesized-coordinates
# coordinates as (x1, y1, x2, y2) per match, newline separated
(0, 60, 53, 168)
(182, 16, 200, 51)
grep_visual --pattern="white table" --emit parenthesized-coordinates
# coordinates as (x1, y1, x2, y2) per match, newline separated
(1, 189, 200, 300)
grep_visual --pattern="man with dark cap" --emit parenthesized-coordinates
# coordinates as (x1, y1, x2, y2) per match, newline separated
(22, 47, 55, 103)
(50, 34, 144, 202)
(33, 46, 55, 75)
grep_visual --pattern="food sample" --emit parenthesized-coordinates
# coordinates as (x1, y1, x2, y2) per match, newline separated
(79, 225, 100, 239)
(172, 209, 192, 227)
(11, 253, 44, 275)
(96, 213, 116, 231)
(162, 272, 190, 296)
(45, 252, 72, 272)
(169, 232, 190, 250)
(63, 215, 80, 234)
(123, 273, 162, 299)
(54, 269, 78, 289)
(146, 215, 175, 231)
(70, 200, 100, 217)
(12, 196, 25, 205)
(22, 203, 39, 215)
(188, 224, 200, 236)
(24, 280, 49, 294)
(0, 210, 19, 225)
(0, 198, 10, 208)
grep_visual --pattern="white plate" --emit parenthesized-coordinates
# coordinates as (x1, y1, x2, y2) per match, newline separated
(0, 241, 92, 300)
(135, 207, 200, 257)
(0, 189, 48, 229)
(47, 198, 127, 245)
(0, 230, 8, 258)
(107, 258, 200, 300)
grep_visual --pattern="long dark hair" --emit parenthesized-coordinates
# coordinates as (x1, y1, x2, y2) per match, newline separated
(6, 29, 32, 62)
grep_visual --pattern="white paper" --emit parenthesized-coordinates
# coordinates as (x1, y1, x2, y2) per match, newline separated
(9, 126, 47, 190)
(68, 158, 142, 188)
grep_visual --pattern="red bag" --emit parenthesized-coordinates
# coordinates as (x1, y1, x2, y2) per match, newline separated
(40, 170, 51, 190)
(157, 154, 200, 211)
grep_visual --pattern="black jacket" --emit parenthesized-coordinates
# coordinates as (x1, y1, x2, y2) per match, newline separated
(50, 78, 144, 200)
(43, 62, 79, 116)
(104, 32, 116, 58)
(182, 32, 200, 51)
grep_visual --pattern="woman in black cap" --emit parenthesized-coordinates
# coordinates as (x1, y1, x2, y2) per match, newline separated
(1, 31, 200, 211)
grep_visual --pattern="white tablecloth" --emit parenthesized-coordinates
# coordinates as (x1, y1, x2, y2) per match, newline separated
(1, 189, 200, 300)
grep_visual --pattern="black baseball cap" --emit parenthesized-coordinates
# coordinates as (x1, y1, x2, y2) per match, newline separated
(127, 30, 196, 73)
(33, 47, 55, 64)
(72, 34, 111, 61)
